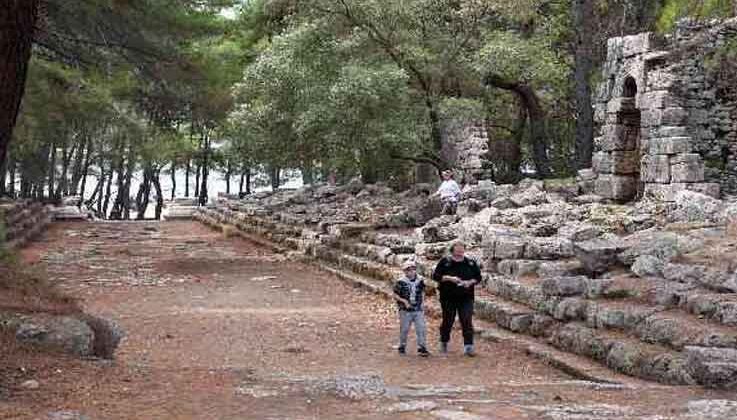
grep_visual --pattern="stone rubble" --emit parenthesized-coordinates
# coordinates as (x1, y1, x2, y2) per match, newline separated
(195, 176, 737, 390)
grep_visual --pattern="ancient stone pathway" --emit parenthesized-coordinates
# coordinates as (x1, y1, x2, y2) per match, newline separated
(3, 221, 736, 419)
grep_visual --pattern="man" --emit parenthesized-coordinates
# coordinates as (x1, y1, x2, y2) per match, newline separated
(433, 169, 461, 215)
(432, 241, 482, 356)
(393, 260, 430, 357)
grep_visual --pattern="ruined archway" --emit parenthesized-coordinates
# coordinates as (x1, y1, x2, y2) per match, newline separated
(618, 76, 642, 199)
(623, 76, 637, 98)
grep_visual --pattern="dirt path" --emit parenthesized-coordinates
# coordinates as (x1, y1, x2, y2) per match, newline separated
(1, 221, 733, 420)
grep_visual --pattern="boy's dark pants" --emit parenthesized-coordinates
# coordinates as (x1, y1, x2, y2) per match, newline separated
(439, 298, 474, 345)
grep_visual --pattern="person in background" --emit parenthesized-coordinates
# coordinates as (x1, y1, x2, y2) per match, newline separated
(433, 169, 461, 215)
(393, 260, 430, 357)
(432, 241, 482, 357)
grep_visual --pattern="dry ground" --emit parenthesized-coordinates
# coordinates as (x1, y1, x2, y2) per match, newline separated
(0, 221, 733, 420)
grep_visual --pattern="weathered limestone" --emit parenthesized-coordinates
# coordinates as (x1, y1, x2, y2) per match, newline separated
(573, 238, 628, 275)
(685, 346, 737, 389)
(195, 175, 737, 389)
(588, 19, 737, 199)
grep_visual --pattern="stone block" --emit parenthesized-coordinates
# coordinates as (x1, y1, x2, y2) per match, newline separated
(646, 68, 676, 90)
(592, 152, 612, 174)
(670, 154, 705, 183)
(577, 169, 597, 182)
(541, 276, 588, 297)
(493, 235, 528, 260)
(685, 346, 737, 389)
(573, 237, 628, 275)
(641, 154, 670, 183)
(621, 32, 652, 57)
(496, 259, 539, 277)
(595, 174, 636, 201)
(643, 107, 689, 127)
(637, 90, 680, 110)
(657, 126, 688, 137)
(524, 237, 575, 260)
(610, 150, 640, 174)
(647, 137, 692, 155)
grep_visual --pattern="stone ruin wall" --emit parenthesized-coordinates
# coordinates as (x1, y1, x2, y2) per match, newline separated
(584, 18, 737, 202)
(440, 120, 493, 184)
(0, 200, 53, 251)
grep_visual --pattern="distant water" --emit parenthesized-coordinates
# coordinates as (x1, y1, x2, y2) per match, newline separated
(8, 169, 303, 218)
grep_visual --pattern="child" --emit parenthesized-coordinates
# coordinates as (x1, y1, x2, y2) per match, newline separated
(393, 260, 430, 356)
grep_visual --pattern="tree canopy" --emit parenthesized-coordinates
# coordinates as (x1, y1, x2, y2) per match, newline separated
(1, 0, 736, 218)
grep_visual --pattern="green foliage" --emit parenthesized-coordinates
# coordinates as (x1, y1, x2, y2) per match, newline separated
(657, 0, 735, 32)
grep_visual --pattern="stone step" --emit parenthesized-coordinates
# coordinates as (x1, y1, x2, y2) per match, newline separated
(608, 274, 737, 328)
(6, 213, 53, 251)
(194, 206, 737, 388)
(486, 274, 737, 352)
(473, 294, 694, 385)
(359, 230, 418, 254)
(496, 258, 584, 278)
(312, 244, 401, 284)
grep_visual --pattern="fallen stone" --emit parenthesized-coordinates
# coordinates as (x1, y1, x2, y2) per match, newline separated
(16, 316, 94, 357)
(631, 255, 665, 278)
(432, 410, 488, 420)
(537, 260, 583, 278)
(685, 346, 737, 389)
(46, 412, 91, 420)
(497, 260, 539, 277)
(573, 238, 628, 275)
(20, 379, 39, 390)
(685, 400, 737, 419)
(538, 404, 634, 420)
(510, 186, 547, 208)
(541, 276, 588, 297)
(668, 191, 724, 223)
(385, 401, 438, 413)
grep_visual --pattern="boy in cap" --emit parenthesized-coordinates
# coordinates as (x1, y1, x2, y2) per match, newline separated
(393, 260, 430, 356)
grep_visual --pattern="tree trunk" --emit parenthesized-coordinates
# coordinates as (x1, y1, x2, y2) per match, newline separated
(185, 158, 190, 197)
(109, 142, 127, 220)
(573, 0, 595, 169)
(136, 168, 151, 220)
(0, 0, 40, 169)
(484, 74, 551, 178)
(0, 152, 6, 196)
(170, 162, 176, 200)
(239, 171, 245, 196)
(245, 168, 251, 195)
(425, 94, 443, 154)
(78, 137, 93, 207)
(20, 173, 30, 199)
(70, 136, 87, 195)
(194, 163, 201, 198)
(7, 157, 16, 197)
(198, 135, 209, 206)
(225, 160, 232, 195)
(59, 140, 73, 198)
(47, 141, 56, 201)
(153, 170, 163, 220)
(269, 166, 280, 191)
(135, 170, 147, 218)
(122, 145, 134, 220)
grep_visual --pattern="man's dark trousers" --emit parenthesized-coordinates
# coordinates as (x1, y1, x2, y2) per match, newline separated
(439, 298, 474, 345)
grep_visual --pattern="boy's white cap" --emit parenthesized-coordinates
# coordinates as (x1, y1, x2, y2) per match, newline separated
(402, 260, 417, 270)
